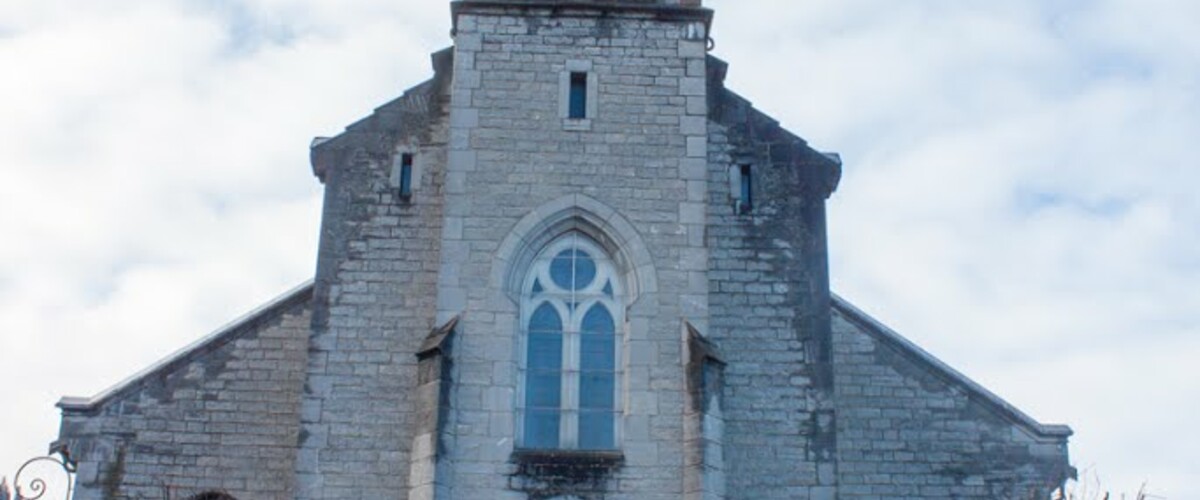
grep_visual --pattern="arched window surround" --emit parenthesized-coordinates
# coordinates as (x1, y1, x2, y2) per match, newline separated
(492, 195, 658, 453)
(492, 194, 657, 307)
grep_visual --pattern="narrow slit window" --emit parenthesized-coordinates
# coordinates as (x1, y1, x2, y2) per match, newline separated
(739, 164, 753, 213)
(568, 72, 588, 119)
(399, 153, 414, 199)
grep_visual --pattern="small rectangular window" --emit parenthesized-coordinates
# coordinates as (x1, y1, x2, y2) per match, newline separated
(568, 72, 588, 119)
(399, 153, 414, 199)
(739, 164, 752, 213)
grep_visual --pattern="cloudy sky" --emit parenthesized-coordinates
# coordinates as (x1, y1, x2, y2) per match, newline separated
(2, 0, 1197, 496)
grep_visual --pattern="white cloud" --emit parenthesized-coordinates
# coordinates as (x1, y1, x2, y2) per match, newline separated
(3, 0, 1197, 497)
(0, 0, 450, 490)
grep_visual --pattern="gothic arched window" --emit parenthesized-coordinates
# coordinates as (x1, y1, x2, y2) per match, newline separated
(519, 232, 622, 450)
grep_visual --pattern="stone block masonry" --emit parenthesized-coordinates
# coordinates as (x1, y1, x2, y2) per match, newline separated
(296, 55, 453, 498)
(704, 57, 842, 497)
(438, 3, 714, 498)
(55, 284, 313, 500)
(832, 298, 1073, 499)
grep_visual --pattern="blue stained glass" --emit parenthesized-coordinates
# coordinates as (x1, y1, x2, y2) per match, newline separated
(528, 303, 562, 372)
(528, 333, 562, 370)
(549, 249, 597, 290)
(581, 305, 614, 334)
(581, 305, 615, 372)
(550, 251, 574, 290)
(580, 335, 614, 371)
(526, 302, 564, 449)
(579, 372, 614, 409)
(578, 411, 614, 450)
(569, 72, 587, 119)
(524, 239, 623, 452)
(526, 370, 562, 407)
(574, 250, 596, 289)
(529, 303, 561, 332)
(524, 409, 560, 449)
(399, 163, 413, 197)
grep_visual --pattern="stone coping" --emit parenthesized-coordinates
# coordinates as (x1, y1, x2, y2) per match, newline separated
(56, 281, 315, 413)
(832, 293, 1073, 440)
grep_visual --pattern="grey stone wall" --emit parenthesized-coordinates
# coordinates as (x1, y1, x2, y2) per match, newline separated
(831, 299, 1072, 499)
(56, 286, 312, 500)
(434, 3, 712, 498)
(704, 63, 842, 498)
(296, 54, 452, 498)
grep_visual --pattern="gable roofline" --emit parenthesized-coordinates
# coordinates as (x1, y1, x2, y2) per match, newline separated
(706, 54, 842, 199)
(831, 293, 1073, 441)
(57, 281, 315, 414)
(310, 47, 454, 183)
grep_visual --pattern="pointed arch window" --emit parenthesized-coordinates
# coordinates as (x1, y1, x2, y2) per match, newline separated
(519, 233, 622, 451)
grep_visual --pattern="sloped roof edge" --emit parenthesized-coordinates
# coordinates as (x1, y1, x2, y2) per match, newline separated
(310, 47, 453, 182)
(831, 293, 1073, 441)
(57, 280, 315, 413)
(706, 55, 842, 199)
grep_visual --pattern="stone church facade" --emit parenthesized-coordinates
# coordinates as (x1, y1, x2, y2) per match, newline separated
(52, 1, 1072, 498)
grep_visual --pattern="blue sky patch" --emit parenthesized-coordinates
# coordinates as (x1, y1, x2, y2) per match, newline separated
(1014, 188, 1133, 218)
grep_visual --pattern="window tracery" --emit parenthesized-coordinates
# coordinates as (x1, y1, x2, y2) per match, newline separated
(518, 232, 622, 450)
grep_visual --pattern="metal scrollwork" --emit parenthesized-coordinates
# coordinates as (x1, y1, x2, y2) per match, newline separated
(7, 447, 75, 500)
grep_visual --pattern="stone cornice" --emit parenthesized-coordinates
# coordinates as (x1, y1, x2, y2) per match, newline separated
(451, 0, 714, 34)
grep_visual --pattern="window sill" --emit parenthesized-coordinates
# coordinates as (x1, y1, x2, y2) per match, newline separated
(511, 449, 624, 468)
(563, 118, 592, 131)
(510, 449, 623, 490)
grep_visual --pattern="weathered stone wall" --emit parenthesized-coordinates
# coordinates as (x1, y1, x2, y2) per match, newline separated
(831, 300, 1072, 499)
(295, 61, 452, 498)
(435, 3, 711, 498)
(704, 70, 841, 498)
(56, 287, 312, 500)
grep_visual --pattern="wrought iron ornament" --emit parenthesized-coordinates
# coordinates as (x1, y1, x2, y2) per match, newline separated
(4, 448, 75, 500)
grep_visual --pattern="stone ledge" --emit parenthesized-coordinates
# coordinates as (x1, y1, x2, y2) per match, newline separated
(511, 448, 624, 467)
(452, 0, 714, 33)
(509, 449, 625, 495)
